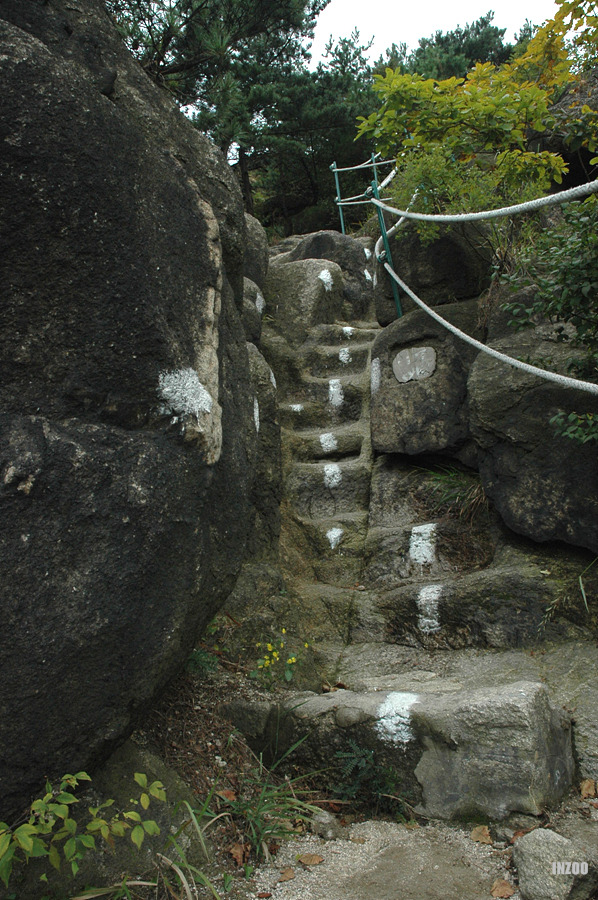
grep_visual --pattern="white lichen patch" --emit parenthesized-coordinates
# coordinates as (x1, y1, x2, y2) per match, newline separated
(364, 269, 372, 283)
(327, 527, 344, 549)
(342, 326, 354, 338)
(375, 692, 419, 743)
(269, 369, 277, 388)
(364, 247, 372, 260)
(328, 379, 344, 407)
(370, 357, 381, 395)
(255, 292, 266, 315)
(158, 367, 213, 418)
(319, 432, 338, 453)
(290, 403, 304, 413)
(392, 346, 437, 383)
(324, 463, 342, 489)
(417, 585, 442, 633)
(318, 268, 334, 291)
(339, 347, 352, 365)
(254, 397, 260, 433)
(409, 524, 437, 567)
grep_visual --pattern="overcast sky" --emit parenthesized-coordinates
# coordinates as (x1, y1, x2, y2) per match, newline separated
(308, 0, 559, 66)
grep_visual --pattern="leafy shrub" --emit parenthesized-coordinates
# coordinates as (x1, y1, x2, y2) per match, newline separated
(0, 772, 165, 890)
(503, 196, 598, 441)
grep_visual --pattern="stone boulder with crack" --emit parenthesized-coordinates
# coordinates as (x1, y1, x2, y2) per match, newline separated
(0, 0, 258, 815)
(468, 326, 598, 553)
(287, 230, 375, 320)
(374, 224, 493, 326)
(244, 212, 269, 292)
(264, 258, 345, 347)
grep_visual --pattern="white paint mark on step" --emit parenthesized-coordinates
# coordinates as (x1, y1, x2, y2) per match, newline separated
(339, 347, 352, 365)
(255, 292, 266, 315)
(328, 379, 344, 407)
(371, 358, 381, 395)
(320, 433, 338, 453)
(318, 269, 333, 291)
(409, 524, 437, 567)
(158, 368, 213, 417)
(290, 403, 304, 413)
(364, 269, 372, 283)
(327, 527, 344, 549)
(376, 692, 419, 743)
(364, 247, 372, 260)
(324, 463, 342, 489)
(342, 326, 354, 338)
(253, 397, 260, 433)
(269, 369, 277, 388)
(417, 585, 442, 633)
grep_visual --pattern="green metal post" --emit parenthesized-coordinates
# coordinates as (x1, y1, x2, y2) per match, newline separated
(371, 179, 403, 318)
(330, 161, 346, 235)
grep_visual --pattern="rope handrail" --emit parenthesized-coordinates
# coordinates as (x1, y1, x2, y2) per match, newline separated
(331, 154, 598, 396)
(330, 157, 396, 173)
(371, 179, 598, 224)
(383, 262, 598, 396)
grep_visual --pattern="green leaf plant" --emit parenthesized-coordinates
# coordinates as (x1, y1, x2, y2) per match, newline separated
(0, 771, 165, 891)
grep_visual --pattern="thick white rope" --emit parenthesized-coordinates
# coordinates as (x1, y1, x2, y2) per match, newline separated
(383, 262, 598, 395)
(371, 179, 598, 223)
(331, 156, 396, 173)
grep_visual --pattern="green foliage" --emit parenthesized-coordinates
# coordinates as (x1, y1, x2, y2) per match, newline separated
(251, 627, 310, 687)
(421, 466, 489, 523)
(214, 748, 319, 859)
(503, 196, 598, 442)
(406, 11, 515, 80)
(185, 647, 219, 677)
(334, 741, 407, 817)
(0, 772, 165, 890)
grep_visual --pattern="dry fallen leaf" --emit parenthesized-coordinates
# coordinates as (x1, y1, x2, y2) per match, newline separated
(257, 894, 272, 899)
(491, 878, 515, 898)
(228, 842, 249, 866)
(470, 825, 492, 844)
(217, 789, 237, 802)
(297, 853, 324, 866)
(278, 867, 295, 883)
(581, 778, 597, 799)
(350, 836, 366, 844)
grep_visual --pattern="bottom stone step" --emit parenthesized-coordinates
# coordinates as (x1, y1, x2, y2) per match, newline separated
(223, 678, 573, 822)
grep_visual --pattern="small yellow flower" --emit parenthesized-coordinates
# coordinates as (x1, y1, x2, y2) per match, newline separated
(256, 642, 262, 648)
(280, 641, 284, 649)
(267, 643, 274, 652)
(287, 658, 294, 665)
(264, 658, 270, 667)
(282, 628, 286, 634)
(304, 642, 309, 648)
(272, 651, 279, 660)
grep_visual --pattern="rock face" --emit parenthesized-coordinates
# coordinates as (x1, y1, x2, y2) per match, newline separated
(370, 301, 483, 459)
(469, 327, 598, 553)
(374, 224, 493, 326)
(0, 0, 259, 815)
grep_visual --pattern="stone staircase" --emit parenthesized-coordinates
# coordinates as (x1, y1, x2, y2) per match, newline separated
(224, 230, 598, 828)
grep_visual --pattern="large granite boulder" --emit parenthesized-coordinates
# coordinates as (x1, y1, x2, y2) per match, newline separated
(264, 258, 345, 347)
(468, 326, 598, 553)
(0, 0, 256, 815)
(287, 230, 375, 320)
(370, 301, 483, 460)
(374, 224, 493, 326)
(244, 212, 269, 291)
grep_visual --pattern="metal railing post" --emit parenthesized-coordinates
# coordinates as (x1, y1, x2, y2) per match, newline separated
(330, 161, 346, 235)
